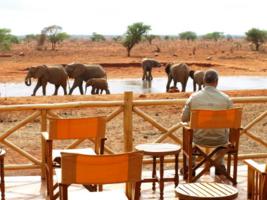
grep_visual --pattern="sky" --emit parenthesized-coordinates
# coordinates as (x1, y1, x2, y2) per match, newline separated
(1, 0, 267, 36)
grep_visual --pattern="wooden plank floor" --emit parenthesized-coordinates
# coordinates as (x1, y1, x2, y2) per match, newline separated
(4, 165, 248, 200)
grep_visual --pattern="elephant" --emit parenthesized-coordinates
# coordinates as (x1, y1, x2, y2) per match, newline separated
(141, 58, 161, 81)
(25, 65, 68, 96)
(65, 63, 107, 95)
(85, 78, 110, 95)
(189, 70, 205, 91)
(165, 63, 190, 92)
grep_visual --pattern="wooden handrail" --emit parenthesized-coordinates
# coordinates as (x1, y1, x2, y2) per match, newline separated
(0, 92, 266, 173)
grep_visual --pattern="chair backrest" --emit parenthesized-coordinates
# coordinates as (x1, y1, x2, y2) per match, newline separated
(60, 152, 143, 185)
(189, 108, 242, 129)
(48, 116, 106, 140)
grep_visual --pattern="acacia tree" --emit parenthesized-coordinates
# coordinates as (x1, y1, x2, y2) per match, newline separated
(91, 32, 106, 42)
(246, 28, 267, 51)
(202, 32, 224, 41)
(0, 28, 18, 51)
(179, 31, 197, 41)
(41, 25, 69, 50)
(122, 22, 151, 56)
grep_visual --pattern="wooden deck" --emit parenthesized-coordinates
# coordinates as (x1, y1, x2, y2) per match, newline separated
(4, 165, 248, 200)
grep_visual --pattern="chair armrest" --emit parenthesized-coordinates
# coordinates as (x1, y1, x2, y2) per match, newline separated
(41, 132, 50, 141)
(180, 122, 192, 130)
(244, 159, 266, 174)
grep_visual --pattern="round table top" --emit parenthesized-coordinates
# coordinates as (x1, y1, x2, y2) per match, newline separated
(135, 143, 181, 156)
(176, 182, 238, 200)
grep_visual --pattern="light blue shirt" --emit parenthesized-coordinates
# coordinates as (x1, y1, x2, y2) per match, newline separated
(181, 86, 233, 146)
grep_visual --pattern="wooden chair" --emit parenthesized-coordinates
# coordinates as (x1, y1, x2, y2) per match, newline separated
(42, 116, 106, 200)
(57, 151, 143, 200)
(244, 159, 267, 200)
(182, 108, 242, 184)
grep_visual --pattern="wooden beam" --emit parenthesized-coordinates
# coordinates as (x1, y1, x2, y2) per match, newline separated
(0, 111, 40, 141)
(107, 107, 123, 122)
(2, 139, 41, 165)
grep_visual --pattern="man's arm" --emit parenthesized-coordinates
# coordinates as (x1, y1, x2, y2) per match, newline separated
(181, 98, 191, 122)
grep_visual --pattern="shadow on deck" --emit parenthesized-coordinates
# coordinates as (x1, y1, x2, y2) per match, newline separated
(5, 165, 248, 200)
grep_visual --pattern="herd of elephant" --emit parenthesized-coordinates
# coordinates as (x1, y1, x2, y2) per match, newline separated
(24, 59, 204, 96)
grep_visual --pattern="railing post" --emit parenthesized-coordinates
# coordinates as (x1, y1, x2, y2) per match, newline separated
(123, 91, 133, 152)
(41, 109, 47, 179)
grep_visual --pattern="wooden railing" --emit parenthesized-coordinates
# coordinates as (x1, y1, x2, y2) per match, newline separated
(0, 91, 266, 177)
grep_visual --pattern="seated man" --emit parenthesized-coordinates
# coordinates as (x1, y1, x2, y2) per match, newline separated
(181, 69, 233, 174)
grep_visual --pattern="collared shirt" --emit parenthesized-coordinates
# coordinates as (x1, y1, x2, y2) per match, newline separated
(181, 86, 233, 146)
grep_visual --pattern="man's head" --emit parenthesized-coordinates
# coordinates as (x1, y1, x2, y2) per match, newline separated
(204, 69, 219, 87)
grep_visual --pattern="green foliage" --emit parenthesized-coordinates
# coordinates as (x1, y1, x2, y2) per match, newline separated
(163, 35, 177, 40)
(122, 22, 151, 56)
(41, 25, 69, 50)
(202, 32, 224, 41)
(145, 34, 157, 45)
(24, 34, 37, 43)
(246, 28, 267, 51)
(0, 28, 18, 51)
(112, 35, 122, 42)
(179, 31, 197, 41)
(91, 32, 106, 42)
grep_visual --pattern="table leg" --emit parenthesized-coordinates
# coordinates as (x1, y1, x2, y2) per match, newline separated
(0, 157, 5, 200)
(159, 156, 164, 200)
(152, 156, 156, 191)
(174, 154, 179, 187)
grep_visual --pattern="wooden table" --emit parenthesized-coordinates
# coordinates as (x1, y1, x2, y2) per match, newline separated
(135, 143, 181, 200)
(0, 149, 5, 200)
(176, 182, 238, 200)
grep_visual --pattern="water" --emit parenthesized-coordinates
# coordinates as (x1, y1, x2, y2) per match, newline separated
(0, 76, 266, 97)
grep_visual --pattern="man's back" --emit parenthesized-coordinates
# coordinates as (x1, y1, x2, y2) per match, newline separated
(181, 84, 232, 146)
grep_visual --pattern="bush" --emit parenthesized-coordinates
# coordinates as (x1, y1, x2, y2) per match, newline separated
(91, 32, 106, 42)
(0, 28, 18, 51)
(202, 32, 224, 41)
(179, 31, 197, 41)
(246, 28, 267, 51)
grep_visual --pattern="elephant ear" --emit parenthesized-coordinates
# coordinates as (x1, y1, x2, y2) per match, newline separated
(72, 64, 86, 78)
(165, 63, 172, 74)
(35, 65, 48, 79)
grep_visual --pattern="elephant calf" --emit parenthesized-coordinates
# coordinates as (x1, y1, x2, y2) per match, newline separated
(141, 58, 161, 81)
(189, 70, 205, 91)
(85, 78, 110, 95)
(25, 65, 68, 96)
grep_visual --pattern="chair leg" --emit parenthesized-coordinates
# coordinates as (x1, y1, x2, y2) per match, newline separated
(152, 156, 156, 191)
(59, 184, 68, 200)
(159, 156, 164, 200)
(174, 154, 179, 187)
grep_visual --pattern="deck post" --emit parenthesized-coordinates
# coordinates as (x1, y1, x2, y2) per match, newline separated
(123, 91, 133, 152)
(40, 109, 47, 179)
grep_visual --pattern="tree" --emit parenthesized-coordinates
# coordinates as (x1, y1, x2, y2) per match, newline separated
(24, 34, 37, 43)
(246, 28, 267, 51)
(179, 31, 197, 41)
(91, 32, 106, 42)
(122, 22, 151, 56)
(202, 32, 224, 41)
(112, 35, 122, 42)
(0, 28, 18, 51)
(145, 34, 157, 45)
(41, 25, 69, 50)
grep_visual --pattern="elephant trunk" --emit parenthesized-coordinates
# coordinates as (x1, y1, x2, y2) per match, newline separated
(189, 70, 195, 79)
(25, 77, 31, 86)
